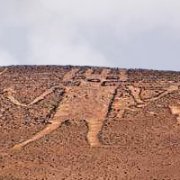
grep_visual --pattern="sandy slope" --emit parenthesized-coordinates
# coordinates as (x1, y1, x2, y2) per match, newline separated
(0, 66, 180, 179)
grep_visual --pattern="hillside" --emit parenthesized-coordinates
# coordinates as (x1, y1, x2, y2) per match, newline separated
(0, 66, 180, 179)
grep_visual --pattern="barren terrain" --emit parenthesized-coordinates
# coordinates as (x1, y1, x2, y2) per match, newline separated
(0, 66, 180, 179)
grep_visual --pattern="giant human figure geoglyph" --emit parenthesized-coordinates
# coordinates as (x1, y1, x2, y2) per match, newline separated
(12, 68, 128, 151)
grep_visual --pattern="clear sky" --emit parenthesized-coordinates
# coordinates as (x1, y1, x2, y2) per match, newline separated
(0, 0, 180, 70)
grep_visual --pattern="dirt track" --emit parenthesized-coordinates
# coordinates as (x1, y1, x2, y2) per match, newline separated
(1, 66, 180, 179)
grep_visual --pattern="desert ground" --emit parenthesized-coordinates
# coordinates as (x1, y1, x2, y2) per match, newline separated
(0, 66, 180, 179)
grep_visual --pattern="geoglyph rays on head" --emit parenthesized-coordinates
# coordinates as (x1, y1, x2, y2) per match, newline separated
(62, 68, 80, 81)
(0, 68, 8, 76)
(11, 68, 128, 151)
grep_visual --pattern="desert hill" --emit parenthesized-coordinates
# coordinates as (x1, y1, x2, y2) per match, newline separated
(0, 66, 180, 179)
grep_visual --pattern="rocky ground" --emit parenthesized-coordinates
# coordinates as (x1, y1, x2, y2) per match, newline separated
(0, 66, 180, 179)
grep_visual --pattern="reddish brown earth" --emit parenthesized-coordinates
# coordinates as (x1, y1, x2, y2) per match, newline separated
(0, 66, 180, 180)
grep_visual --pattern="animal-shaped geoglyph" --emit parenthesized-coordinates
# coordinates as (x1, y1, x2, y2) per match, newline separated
(108, 82, 180, 120)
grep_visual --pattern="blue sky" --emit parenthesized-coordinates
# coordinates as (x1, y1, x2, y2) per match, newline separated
(0, 0, 180, 70)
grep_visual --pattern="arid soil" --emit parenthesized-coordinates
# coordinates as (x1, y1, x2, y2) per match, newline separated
(0, 66, 180, 179)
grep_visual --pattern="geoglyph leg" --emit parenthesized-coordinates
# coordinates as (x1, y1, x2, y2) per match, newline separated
(119, 69, 128, 82)
(86, 119, 104, 147)
(11, 115, 65, 151)
(11, 88, 70, 152)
